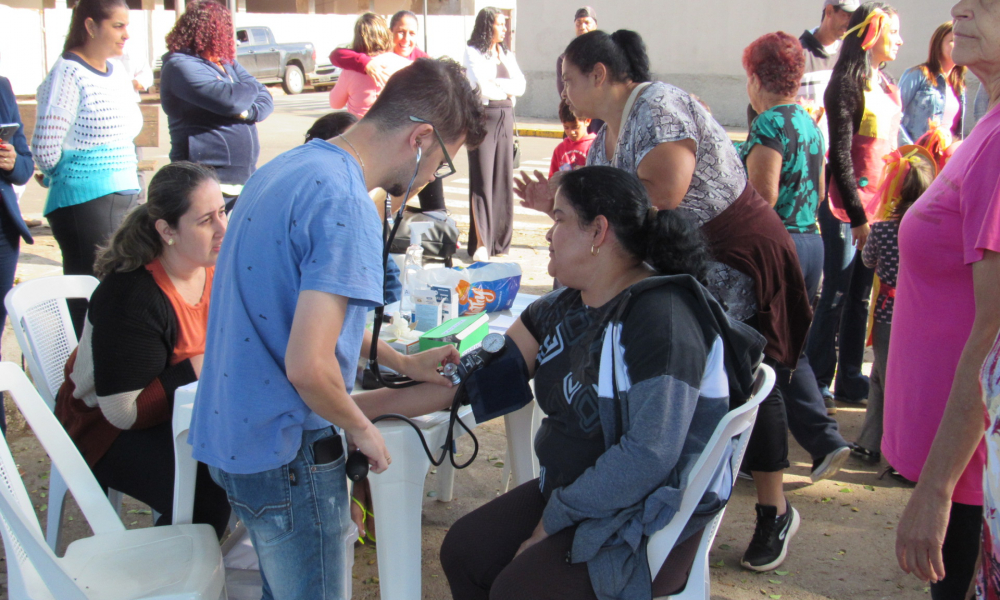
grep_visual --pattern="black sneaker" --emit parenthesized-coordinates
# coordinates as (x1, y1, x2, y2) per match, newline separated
(741, 501, 800, 572)
(810, 445, 851, 482)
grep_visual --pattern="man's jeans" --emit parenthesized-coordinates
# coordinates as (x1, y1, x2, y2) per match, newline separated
(807, 200, 870, 401)
(209, 427, 351, 600)
(778, 233, 848, 459)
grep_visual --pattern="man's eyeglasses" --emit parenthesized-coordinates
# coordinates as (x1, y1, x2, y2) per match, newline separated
(409, 115, 457, 179)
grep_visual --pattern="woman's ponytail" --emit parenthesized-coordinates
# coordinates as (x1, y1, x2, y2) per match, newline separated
(94, 204, 162, 279)
(609, 30, 651, 83)
(644, 210, 710, 284)
(564, 29, 651, 84)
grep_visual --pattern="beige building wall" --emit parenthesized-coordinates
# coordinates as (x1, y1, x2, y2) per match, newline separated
(515, 0, 976, 126)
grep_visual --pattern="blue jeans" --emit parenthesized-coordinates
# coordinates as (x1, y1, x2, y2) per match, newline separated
(778, 233, 847, 459)
(209, 427, 350, 600)
(807, 200, 866, 399)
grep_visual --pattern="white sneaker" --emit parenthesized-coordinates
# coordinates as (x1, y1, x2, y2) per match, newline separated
(472, 247, 489, 262)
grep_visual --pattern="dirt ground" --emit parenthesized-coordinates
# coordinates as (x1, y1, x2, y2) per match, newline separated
(0, 223, 934, 600)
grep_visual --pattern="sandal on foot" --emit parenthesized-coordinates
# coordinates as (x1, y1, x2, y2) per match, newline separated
(849, 443, 881, 464)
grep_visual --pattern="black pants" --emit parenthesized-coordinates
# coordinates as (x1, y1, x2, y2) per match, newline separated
(930, 502, 982, 600)
(47, 192, 139, 335)
(92, 421, 231, 539)
(467, 100, 514, 257)
(440, 480, 700, 600)
(418, 178, 446, 211)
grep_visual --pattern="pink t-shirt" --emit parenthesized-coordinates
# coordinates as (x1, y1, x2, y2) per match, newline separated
(328, 52, 410, 118)
(883, 103, 1000, 506)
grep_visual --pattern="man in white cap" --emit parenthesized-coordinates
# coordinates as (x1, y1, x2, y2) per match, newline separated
(797, 0, 860, 137)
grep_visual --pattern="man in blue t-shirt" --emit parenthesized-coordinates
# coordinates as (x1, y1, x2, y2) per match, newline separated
(189, 58, 486, 599)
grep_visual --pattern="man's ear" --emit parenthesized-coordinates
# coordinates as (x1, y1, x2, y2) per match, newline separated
(408, 123, 435, 154)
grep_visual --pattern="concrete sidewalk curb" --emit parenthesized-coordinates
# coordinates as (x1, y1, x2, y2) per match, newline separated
(516, 125, 748, 143)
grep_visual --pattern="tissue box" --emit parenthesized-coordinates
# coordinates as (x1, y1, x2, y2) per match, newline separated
(388, 337, 422, 355)
(419, 313, 489, 353)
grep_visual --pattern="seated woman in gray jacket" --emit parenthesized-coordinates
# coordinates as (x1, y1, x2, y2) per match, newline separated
(357, 166, 764, 600)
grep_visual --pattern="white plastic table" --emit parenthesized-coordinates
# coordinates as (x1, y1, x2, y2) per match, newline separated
(172, 294, 541, 600)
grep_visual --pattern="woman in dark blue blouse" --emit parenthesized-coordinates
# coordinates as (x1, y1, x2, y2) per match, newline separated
(0, 71, 36, 433)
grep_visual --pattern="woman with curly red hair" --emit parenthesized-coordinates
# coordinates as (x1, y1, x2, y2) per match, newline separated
(159, 0, 273, 210)
(740, 31, 852, 492)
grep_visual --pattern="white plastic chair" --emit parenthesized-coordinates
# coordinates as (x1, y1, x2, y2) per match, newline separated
(0, 362, 226, 600)
(4, 275, 130, 551)
(648, 363, 775, 600)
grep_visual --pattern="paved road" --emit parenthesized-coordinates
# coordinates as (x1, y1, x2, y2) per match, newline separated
(20, 89, 562, 243)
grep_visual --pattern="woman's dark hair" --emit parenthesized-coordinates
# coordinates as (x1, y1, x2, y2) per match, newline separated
(166, 0, 236, 64)
(468, 7, 507, 56)
(834, 2, 897, 88)
(305, 112, 359, 142)
(63, 0, 128, 54)
(390, 10, 418, 30)
(920, 21, 966, 97)
(563, 29, 651, 84)
(558, 166, 709, 282)
(95, 162, 219, 279)
(889, 154, 935, 221)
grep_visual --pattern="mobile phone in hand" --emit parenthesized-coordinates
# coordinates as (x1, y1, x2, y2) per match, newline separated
(0, 124, 18, 144)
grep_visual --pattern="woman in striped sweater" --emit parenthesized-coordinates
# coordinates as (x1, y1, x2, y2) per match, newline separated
(54, 161, 231, 538)
(32, 0, 142, 332)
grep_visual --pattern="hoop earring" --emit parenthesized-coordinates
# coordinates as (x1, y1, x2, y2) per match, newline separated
(591, 245, 600, 257)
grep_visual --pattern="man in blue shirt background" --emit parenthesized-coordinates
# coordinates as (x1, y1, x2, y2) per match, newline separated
(190, 58, 486, 599)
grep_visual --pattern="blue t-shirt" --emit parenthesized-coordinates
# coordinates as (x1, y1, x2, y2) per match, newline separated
(190, 139, 384, 474)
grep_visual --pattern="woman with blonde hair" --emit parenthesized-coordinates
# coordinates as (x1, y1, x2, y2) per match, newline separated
(898, 21, 966, 145)
(329, 13, 411, 117)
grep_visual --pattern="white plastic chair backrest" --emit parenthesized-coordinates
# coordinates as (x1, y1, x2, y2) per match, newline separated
(4, 276, 99, 407)
(646, 364, 775, 576)
(0, 363, 125, 535)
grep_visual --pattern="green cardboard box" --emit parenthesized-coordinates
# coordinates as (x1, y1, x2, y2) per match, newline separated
(419, 313, 489, 353)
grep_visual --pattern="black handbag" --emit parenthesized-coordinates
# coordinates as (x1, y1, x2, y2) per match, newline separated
(389, 207, 460, 263)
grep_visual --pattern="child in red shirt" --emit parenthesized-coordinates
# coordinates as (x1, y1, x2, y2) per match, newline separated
(549, 100, 596, 176)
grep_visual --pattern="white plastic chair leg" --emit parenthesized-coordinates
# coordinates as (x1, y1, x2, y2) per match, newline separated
(503, 400, 541, 488)
(435, 458, 456, 502)
(45, 469, 69, 551)
(107, 488, 124, 517)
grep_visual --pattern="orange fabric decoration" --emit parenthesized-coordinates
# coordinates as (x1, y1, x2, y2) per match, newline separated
(845, 9, 888, 51)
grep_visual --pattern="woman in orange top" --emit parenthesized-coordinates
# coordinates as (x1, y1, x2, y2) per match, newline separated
(55, 161, 231, 537)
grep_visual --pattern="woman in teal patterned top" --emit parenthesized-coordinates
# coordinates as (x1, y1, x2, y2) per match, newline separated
(741, 31, 853, 487)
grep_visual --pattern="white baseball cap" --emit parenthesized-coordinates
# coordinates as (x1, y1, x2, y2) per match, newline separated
(824, 0, 860, 11)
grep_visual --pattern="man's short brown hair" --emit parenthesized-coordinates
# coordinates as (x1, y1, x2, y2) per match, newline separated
(365, 58, 487, 149)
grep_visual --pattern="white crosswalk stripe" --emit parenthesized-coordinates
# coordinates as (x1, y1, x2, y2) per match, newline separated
(450, 212, 552, 232)
(442, 198, 544, 217)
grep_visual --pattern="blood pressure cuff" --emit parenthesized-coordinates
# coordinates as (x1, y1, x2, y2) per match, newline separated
(464, 335, 534, 423)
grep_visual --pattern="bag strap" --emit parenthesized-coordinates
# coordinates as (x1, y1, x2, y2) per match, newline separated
(611, 82, 652, 164)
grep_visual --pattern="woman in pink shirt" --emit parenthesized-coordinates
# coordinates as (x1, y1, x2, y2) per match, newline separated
(892, 1, 1000, 597)
(328, 13, 410, 118)
(329, 11, 445, 212)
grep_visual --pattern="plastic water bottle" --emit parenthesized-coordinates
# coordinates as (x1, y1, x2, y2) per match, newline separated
(400, 222, 433, 322)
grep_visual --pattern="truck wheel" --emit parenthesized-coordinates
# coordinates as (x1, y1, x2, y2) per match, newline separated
(282, 64, 304, 95)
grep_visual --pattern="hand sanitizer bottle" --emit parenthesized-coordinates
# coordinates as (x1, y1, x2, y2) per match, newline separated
(400, 221, 434, 322)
